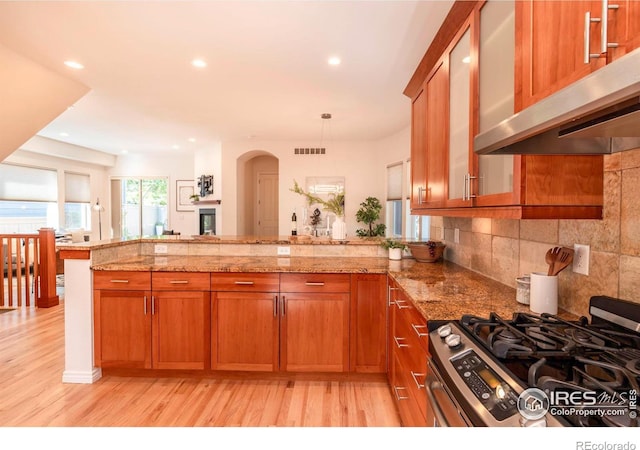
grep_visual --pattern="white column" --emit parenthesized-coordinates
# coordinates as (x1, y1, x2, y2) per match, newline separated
(62, 258, 102, 383)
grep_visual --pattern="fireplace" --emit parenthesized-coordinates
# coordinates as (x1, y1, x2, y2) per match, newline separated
(199, 208, 216, 235)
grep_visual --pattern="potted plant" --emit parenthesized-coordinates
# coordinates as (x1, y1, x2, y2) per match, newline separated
(380, 238, 407, 261)
(355, 197, 386, 237)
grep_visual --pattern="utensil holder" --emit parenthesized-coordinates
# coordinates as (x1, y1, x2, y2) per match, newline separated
(515, 275, 531, 305)
(530, 272, 558, 314)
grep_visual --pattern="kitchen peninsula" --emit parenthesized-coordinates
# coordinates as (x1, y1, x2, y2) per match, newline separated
(58, 236, 534, 385)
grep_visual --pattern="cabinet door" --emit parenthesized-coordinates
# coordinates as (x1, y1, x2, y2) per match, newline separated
(424, 60, 448, 208)
(94, 289, 151, 369)
(350, 274, 386, 374)
(609, 0, 640, 62)
(212, 291, 279, 371)
(517, 0, 605, 110)
(280, 292, 349, 372)
(152, 291, 209, 370)
(410, 87, 427, 210)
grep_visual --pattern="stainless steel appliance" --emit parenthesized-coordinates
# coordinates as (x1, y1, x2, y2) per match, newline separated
(427, 296, 640, 427)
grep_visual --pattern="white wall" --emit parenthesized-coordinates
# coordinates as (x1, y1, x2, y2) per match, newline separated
(222, 138, 403, 237)
(108, 151, 197, 236)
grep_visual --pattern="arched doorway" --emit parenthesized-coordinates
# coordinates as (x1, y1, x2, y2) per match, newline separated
(236, 151, 279, 236)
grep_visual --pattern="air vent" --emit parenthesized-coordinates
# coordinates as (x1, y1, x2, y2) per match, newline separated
(294, 148, 326, 155)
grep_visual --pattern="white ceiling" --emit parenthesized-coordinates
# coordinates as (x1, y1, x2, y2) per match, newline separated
(0, 1, 453, 155)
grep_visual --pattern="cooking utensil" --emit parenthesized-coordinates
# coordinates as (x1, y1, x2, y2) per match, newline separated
(550, 247, 574, 276)
(546, 247, 561, 276)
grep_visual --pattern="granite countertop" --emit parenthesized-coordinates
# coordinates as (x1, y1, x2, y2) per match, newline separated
(92, 255, 579, 322)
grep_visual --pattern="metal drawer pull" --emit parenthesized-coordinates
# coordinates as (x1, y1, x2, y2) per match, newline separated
(388, 286, 398, 306)
(109, 279, 129, 283)
(144, 296, 147, 315)
(234, 281, 255, 285)
(305, 282, 325, 286)
(601, 0, 619, 54)
(395, 299, 410, 310)
(411, 371, 426, 389)
(169, 280, 189, 284)
(393, 336, 408, 348)
(584, 11, 602, 63)
(393, 386, 409, 401)
(412, 324, 428, 337)
(274, 295, 278, 317)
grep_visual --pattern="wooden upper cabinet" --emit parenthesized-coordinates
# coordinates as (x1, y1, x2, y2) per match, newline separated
(424, 60, 448, 208)
(607, 0, 640, 62)
(410, 87, 427, 210)
(516, 0, 606, 110)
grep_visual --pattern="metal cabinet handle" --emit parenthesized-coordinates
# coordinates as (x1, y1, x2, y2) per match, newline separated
(395, 299, 410, 310)
(388, 286, 398, 306)
(169, 280, 189, 284)
(144, 296, 147, 315)
(601, 0, 619, 53)
(393, 336, 408, 348)
(463, 173, 477, 201)
(411, 371, 426, 389)
(281, 295, 286, 316)
(234, 281, 254, 285)
(110, 279, 129, 284)
(305, 282, 325, 286)
(418, 187, 426, 204)
(426, 380, 452, 427)
(411, 323, 428, 337)
(584, 11, 602, 63)
(273, 295, 278, 317)
(393, 386, 409, 401)
(151, 296, 155, 315)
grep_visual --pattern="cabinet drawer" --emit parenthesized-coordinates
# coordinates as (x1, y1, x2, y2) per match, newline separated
(151, 272, 210, 291)
(93, 271, 151, 290)
(393, 290, 429, 354)
(211, 272, 279, 292)
(280, 273, 350, 293)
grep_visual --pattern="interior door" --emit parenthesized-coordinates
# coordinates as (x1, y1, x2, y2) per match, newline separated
(256, 172, 278, 236)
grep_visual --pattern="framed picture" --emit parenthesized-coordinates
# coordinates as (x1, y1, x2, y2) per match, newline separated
(176, 180, 195, 211)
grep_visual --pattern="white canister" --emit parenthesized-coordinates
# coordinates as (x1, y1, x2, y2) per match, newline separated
(529, 272, 558, 315)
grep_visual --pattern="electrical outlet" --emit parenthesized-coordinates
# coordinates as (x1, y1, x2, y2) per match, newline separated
(154, 244, 168, 254)
(277, 246, 291, 256)
(573, 243, 590, 276)
(454, 228, 460, 244)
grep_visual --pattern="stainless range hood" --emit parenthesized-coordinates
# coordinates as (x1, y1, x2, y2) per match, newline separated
(474, 47, 640, 155)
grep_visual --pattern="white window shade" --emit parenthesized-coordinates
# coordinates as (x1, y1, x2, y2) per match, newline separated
(0, 164, 57, 202)
(387, 162, 403, 201)
(65, 172, 90, 203)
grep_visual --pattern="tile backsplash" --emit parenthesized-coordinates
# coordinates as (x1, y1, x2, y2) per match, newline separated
(433, 149, 640, 318)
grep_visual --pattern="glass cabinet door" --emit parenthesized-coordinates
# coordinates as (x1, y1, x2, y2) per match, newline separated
(448, 27, 471, 202)
(477, 0, 515, 198)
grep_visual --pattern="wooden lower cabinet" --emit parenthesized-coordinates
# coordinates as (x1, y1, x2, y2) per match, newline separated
(212, 291, 279, 371)
(387, 277, 430, 427)
(280, 292, 349, 372)
(94, 289, 152, 369)
(350, 274, 387, 373)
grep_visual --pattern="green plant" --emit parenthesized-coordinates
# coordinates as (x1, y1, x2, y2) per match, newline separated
(355, 197, 386, 237)
(290, 180, 344, 217)
(380, 238, 407, 251)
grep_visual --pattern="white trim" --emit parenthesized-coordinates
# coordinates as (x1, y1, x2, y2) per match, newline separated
(62, 368, 102, 384)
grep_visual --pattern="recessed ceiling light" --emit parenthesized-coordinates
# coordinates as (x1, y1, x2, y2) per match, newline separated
(191, 59, 207, 68)
(59, 132, 69, 137)
(188, 138, 196, 143)
(462, 56, 471, 64)
(64, 60, 84, 69)
(328, 56, 341, 66)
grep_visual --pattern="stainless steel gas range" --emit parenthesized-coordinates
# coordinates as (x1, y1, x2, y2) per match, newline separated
(427, 296, 640, 427)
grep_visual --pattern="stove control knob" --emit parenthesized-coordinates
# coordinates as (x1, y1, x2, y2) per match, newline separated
(437, 324, 452, 338)
(445, 333, 461, 348)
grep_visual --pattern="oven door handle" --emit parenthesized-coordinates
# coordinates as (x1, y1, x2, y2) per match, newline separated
(425, 378, 453, 427)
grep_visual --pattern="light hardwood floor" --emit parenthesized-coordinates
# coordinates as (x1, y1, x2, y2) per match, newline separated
(0, 303, 401, 427)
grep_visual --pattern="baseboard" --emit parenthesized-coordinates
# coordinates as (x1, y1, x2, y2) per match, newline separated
(62, 368, 102, 384)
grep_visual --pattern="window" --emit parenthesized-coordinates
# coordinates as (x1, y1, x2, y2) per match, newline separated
(0, 164, 58, 233)
(386, 162, 403, 238)
(111, 178, 168, 238)
(64, 172, 91, 231)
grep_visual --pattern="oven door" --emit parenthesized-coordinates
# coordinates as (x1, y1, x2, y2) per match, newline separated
(425, 358, 471, 427)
